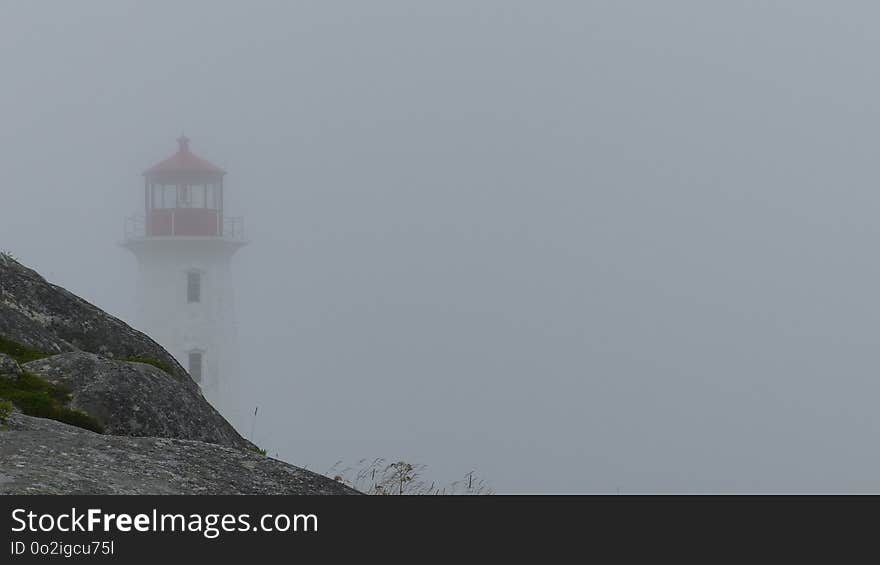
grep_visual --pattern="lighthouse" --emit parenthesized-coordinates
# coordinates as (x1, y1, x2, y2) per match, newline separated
(123, 136, 247, 427)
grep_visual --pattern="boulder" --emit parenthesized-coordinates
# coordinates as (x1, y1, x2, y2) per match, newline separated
(0, 254, 189, 384)
(22, 352, 251, 450)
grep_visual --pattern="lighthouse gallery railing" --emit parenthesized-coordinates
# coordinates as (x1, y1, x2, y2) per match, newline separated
(124, 214, 245, 242)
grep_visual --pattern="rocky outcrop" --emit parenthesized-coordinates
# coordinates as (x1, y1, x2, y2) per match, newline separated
(0, 254, 357, 495)
(22, 352, 250, 450)
(0, 254, 188, 383)
(1, 413, 356, 495)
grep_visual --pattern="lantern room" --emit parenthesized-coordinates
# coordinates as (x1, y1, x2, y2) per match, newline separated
(142, 136, 226, 237)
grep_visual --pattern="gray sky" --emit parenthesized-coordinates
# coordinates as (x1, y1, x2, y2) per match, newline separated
(3, 1, 880, 492)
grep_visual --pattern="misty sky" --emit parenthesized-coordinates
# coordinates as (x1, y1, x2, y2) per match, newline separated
(3, 2, 880, 492)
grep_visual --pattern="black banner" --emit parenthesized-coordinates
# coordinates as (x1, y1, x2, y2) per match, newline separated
(0, 495, 870, 561)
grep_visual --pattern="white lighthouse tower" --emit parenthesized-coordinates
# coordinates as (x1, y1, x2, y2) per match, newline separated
(123, 136, 247, 427)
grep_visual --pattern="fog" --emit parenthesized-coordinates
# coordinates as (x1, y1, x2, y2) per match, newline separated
(4, 1, 880, 492)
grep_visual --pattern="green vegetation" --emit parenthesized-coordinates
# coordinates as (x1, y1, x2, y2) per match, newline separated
(0, 336, 49, 364)
(249, 446, 267, 456)
(120, 357, 173, 374)
(0, 399, 13, 424)
(0, 337, 103, 433)
(0, 371, 104, 433)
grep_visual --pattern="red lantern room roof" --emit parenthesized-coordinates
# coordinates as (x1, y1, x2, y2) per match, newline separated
(143, 136, 226, 178)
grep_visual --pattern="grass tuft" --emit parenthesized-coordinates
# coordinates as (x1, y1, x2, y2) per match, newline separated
(119, 357, 173, 374)
(0, 372, 104, 433)
(0, 336, 49, 364)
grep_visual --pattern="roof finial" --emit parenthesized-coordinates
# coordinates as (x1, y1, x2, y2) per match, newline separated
(177, 134, 190, 153)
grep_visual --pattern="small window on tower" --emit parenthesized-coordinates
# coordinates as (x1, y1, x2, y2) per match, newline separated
(188, 351, 203, 383)
(187, 271, 201, 303)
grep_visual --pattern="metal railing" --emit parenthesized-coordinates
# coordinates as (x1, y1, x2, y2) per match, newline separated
(223, 216, 245, 240)
(124, 215, 145, 240)
(124, 214, 246, 242)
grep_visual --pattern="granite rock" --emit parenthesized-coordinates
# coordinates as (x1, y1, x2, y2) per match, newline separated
(23, 352, 251, 450)
(1, 413, 357, 495)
